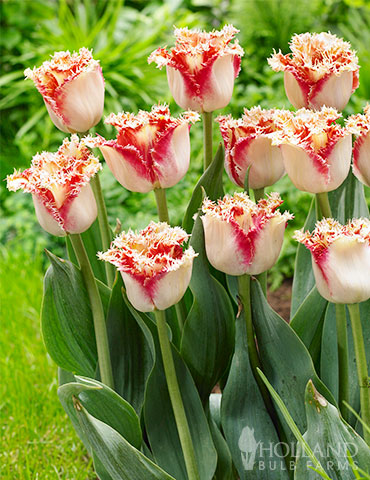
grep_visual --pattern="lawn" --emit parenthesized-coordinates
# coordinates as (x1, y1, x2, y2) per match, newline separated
(0, 249, 95, 479)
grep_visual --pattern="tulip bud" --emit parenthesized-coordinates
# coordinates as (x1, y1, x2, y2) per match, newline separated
(201, 192, 293, 276)
(217, 107, 285, 189)
(87, 105, 199, 193)
(148, 25, 244, 112)
(268, 32, 359, 111)
(294, 218, 370, 304)
(270, 107, 352, 193)
(98, 222, 198, 312)
(346, 105, 370, 188)
(6, 135, 100, 236)
(25, 48, 104, 133)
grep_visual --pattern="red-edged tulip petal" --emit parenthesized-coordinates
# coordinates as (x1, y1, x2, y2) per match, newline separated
(346, 105, 370, 188)
(25, 48, 104, 133)
(295, 218, 370, 304)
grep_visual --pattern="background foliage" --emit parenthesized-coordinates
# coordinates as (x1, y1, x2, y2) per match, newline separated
(1, 0, 369, 477)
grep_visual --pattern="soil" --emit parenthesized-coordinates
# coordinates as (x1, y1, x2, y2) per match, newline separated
(267, 278, 293, 322)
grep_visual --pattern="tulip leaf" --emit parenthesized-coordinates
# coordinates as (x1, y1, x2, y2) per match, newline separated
(221, 311, 289, 479)
(291, 197, 317, 317)
(181, 215, 235, 400)
(208, 414, 234, 480)
(251, 279, 336, 444)
(58, 380, 175, 480)
(329, 170, 369, 223)
(290, 286, 328, 367)
(144, 317, 217, 480)
(41, 252, 99, 376)
(182, 143, 224, 233)
(320, 301, 370, 429)
(294, 381, 370, 479)
(66, 218, 107, 284)
(106, 274, 155, 414)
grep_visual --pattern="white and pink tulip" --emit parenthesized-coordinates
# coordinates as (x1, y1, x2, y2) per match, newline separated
(294, 218, 370, 304)
(6, 135, 100, 236)
(148, 25, 244, 112)
(25, 48, 104, 133)
(268, 32, 359, 111)
(271, 107, 352, 193)
(217, 107, 285, 189)
(201, 192, 293, 276)
(98, 222, 198, 312)
(87, 104, 199, 193)
(346, 104, 370, 188)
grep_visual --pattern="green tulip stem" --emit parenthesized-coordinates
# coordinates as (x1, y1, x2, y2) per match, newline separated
(253, 187, 267, 296)
(154, 188, 170, 223)
(91, 174, 114, 288)
(348, 303, 370, 445)
(202, 111, 213, 171)
(237, 274, 275, 418)
(316, 192, 332, 219)
(69, 233, 114, 390)
(335, 304, 350, 421)
(154, 309, 200, 480)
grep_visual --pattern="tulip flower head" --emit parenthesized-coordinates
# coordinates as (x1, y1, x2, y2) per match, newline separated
(25, 48, 104, 133)
(294, 218, 370, 304)
(268, 32, 359, 111)
(217, 107, 285, 189)
(201, 192, 293, 276)
(346, 105, 370, 188)
(7, 135, 100, 236)
(271, 107, 352, 193)
(87, 104, 199, 193)
(98, 222, 197, 312)
(148, 25, 244, 112)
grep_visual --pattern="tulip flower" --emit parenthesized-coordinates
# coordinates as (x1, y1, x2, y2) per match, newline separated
(294, 218, 370, 304)
(148, 25, 244, 112)
(6, 135, 100, 236)
(268, 32, 359, 111)
(98, 222, 198, 312)
(87, 104, 199, 193)
(346, 105, 370, 188)
(270, 107, 352, 193)
(201, 192, 293, 276)
(25, 48, 104, 133)
(217, 107, 285, 189)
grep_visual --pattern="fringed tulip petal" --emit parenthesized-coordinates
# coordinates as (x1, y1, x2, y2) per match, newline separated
(346, 105, 370, 188)
(269, 32, 359, 111)
(89, 105, 199, 193)
(201, 192, 293, 276)
(295, 218, 370, 304)
(149, 25, 244, 112)
(217, 107, 285, 189)
(272, 107, 351, 193)
(98, 222, 198, 312)
(25, 48, 104, 133)
(7, 135, 100, 236)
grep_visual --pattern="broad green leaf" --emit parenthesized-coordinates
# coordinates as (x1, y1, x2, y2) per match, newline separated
(208, 414, 234, 480)
(290, 287, 328, 367)
(66, 218, 107, 284)
(329, 171, 369, 223)
(106, 275, 154, 414)
(59, 381, 175, 480)
(41, 252, 98, 376)
(221, 311, 288, 479)
(251, 279, 336, 444)
(294, 381, 370, 479)
(144, 320, 217, 480)
(182, 143, 224, 233)
(320, 301, 370, 429)
(181, 216, 235, 400)
(291, 197, 316, 317)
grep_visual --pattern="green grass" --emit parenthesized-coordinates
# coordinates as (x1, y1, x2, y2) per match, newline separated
(0, 248, 95, 479)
